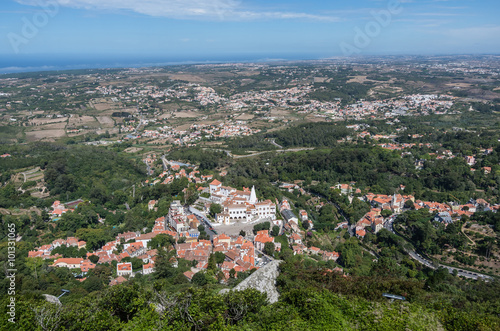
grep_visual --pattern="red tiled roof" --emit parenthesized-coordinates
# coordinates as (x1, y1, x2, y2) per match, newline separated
(117, 262, 132, 271)
(210, 179, 222, 186)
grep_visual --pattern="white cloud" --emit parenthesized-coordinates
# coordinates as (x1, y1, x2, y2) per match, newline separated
(15, 0, 340, 22)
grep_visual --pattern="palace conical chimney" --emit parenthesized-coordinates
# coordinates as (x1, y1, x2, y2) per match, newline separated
(250, 185, 257, 204)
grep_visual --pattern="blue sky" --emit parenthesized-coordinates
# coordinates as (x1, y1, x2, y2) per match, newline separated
(1, 0, 500, 60)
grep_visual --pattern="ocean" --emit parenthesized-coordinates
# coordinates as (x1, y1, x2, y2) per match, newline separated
(0, 53, 322, 74)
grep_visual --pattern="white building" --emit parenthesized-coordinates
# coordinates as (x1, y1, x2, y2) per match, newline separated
(211, 184, 275, 223)
(117, 262, 133, 277)
(299, 210, 308, 221)
(142, 262, 155, 275)
(168, 200, 189, 232)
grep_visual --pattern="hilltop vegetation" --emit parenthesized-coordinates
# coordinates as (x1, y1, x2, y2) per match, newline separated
(1, 252, 500, 330)
(227, 122, 353, 151)
(0, 143, 145, 209)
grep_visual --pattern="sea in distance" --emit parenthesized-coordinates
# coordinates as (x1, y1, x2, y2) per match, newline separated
(0, 53, 324, 75)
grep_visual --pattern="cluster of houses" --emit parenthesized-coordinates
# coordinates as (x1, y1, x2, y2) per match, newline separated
(33, 172, 499, 286)
(28, 190, 344, 286)
(28, 236, 87, 259)
(279, 182, 307, 195)
(189, 122, 261, 138)
(28, 229, 166, 283)
(278, 199, 339, 261)
(145, 159, 226, 186)
(353, 189, 499, 237)
(51, 258, 97, 274)
(49, 199, 85, 219)
(28, 236, 98, 277)
(166, 200, 202, 236)
(176, 233, 265, 280)
(378, 142, 433, 151)
(27, 188, 281, 284)
(130, 120, 260, 146)
(279, 199, 312, 231)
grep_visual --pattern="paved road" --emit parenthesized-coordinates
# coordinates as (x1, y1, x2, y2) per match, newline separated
(143, 160, 154, 176)
(161, 155, 169, 171)
(255, 248, 275, 265)
(134, 112, 145, 134)
(385, 217, 493, 281)
(306, 191, 492, 281)
(268, 139, 283, 149)
(210, 148, 315, 159)
(189, 206, 217, 240)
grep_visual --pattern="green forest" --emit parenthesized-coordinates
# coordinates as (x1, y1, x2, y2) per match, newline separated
(1, 249, 499, 330)
(0, 112, 499, 330)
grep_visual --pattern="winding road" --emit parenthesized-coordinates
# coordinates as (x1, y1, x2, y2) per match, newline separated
(308, 190, 494, 281)
(385, 217, 493, 281)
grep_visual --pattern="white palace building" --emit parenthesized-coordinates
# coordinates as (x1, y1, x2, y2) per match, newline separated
(209, 180, 276, 224)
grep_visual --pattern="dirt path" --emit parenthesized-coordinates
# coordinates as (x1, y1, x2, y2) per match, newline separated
(21, 167, 41, 182)
(462, 222, 476, 246)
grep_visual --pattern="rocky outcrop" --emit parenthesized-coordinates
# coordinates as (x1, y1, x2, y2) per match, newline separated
(43, 294, 61, 305)
(220, 260, 283, 304)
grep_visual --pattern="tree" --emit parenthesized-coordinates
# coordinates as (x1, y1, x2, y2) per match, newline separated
(83, 276, 104, 293)
(477, 237, 495, 259)
(130, 257, 143, 270)
(214, 252, 226, 266)
(208, 254, 217, 271)
(154, 248, 176, 279)
(32, 303, 64, 331)
(184, 185, 199, 205)
(98, 283, 142, 322)
(198, 231, 210, 241)
(381, 209, 392, 218)
(209, 203, 222, 217)
(404, 199, 415, 210)
(302, 220, 310, 230)
(239, 230, 246, 237)
(253, 222, 271, 234)
(88, 255, 99, 264)
(271, 225, 280, 237)
(192, 271, 209, 286)
(264, 242, 275, 256)
(91, 264, 112, 281)
(148, 233, 175, 249)
(216, 270, 225, 283)
(25, 257, 44, 280)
